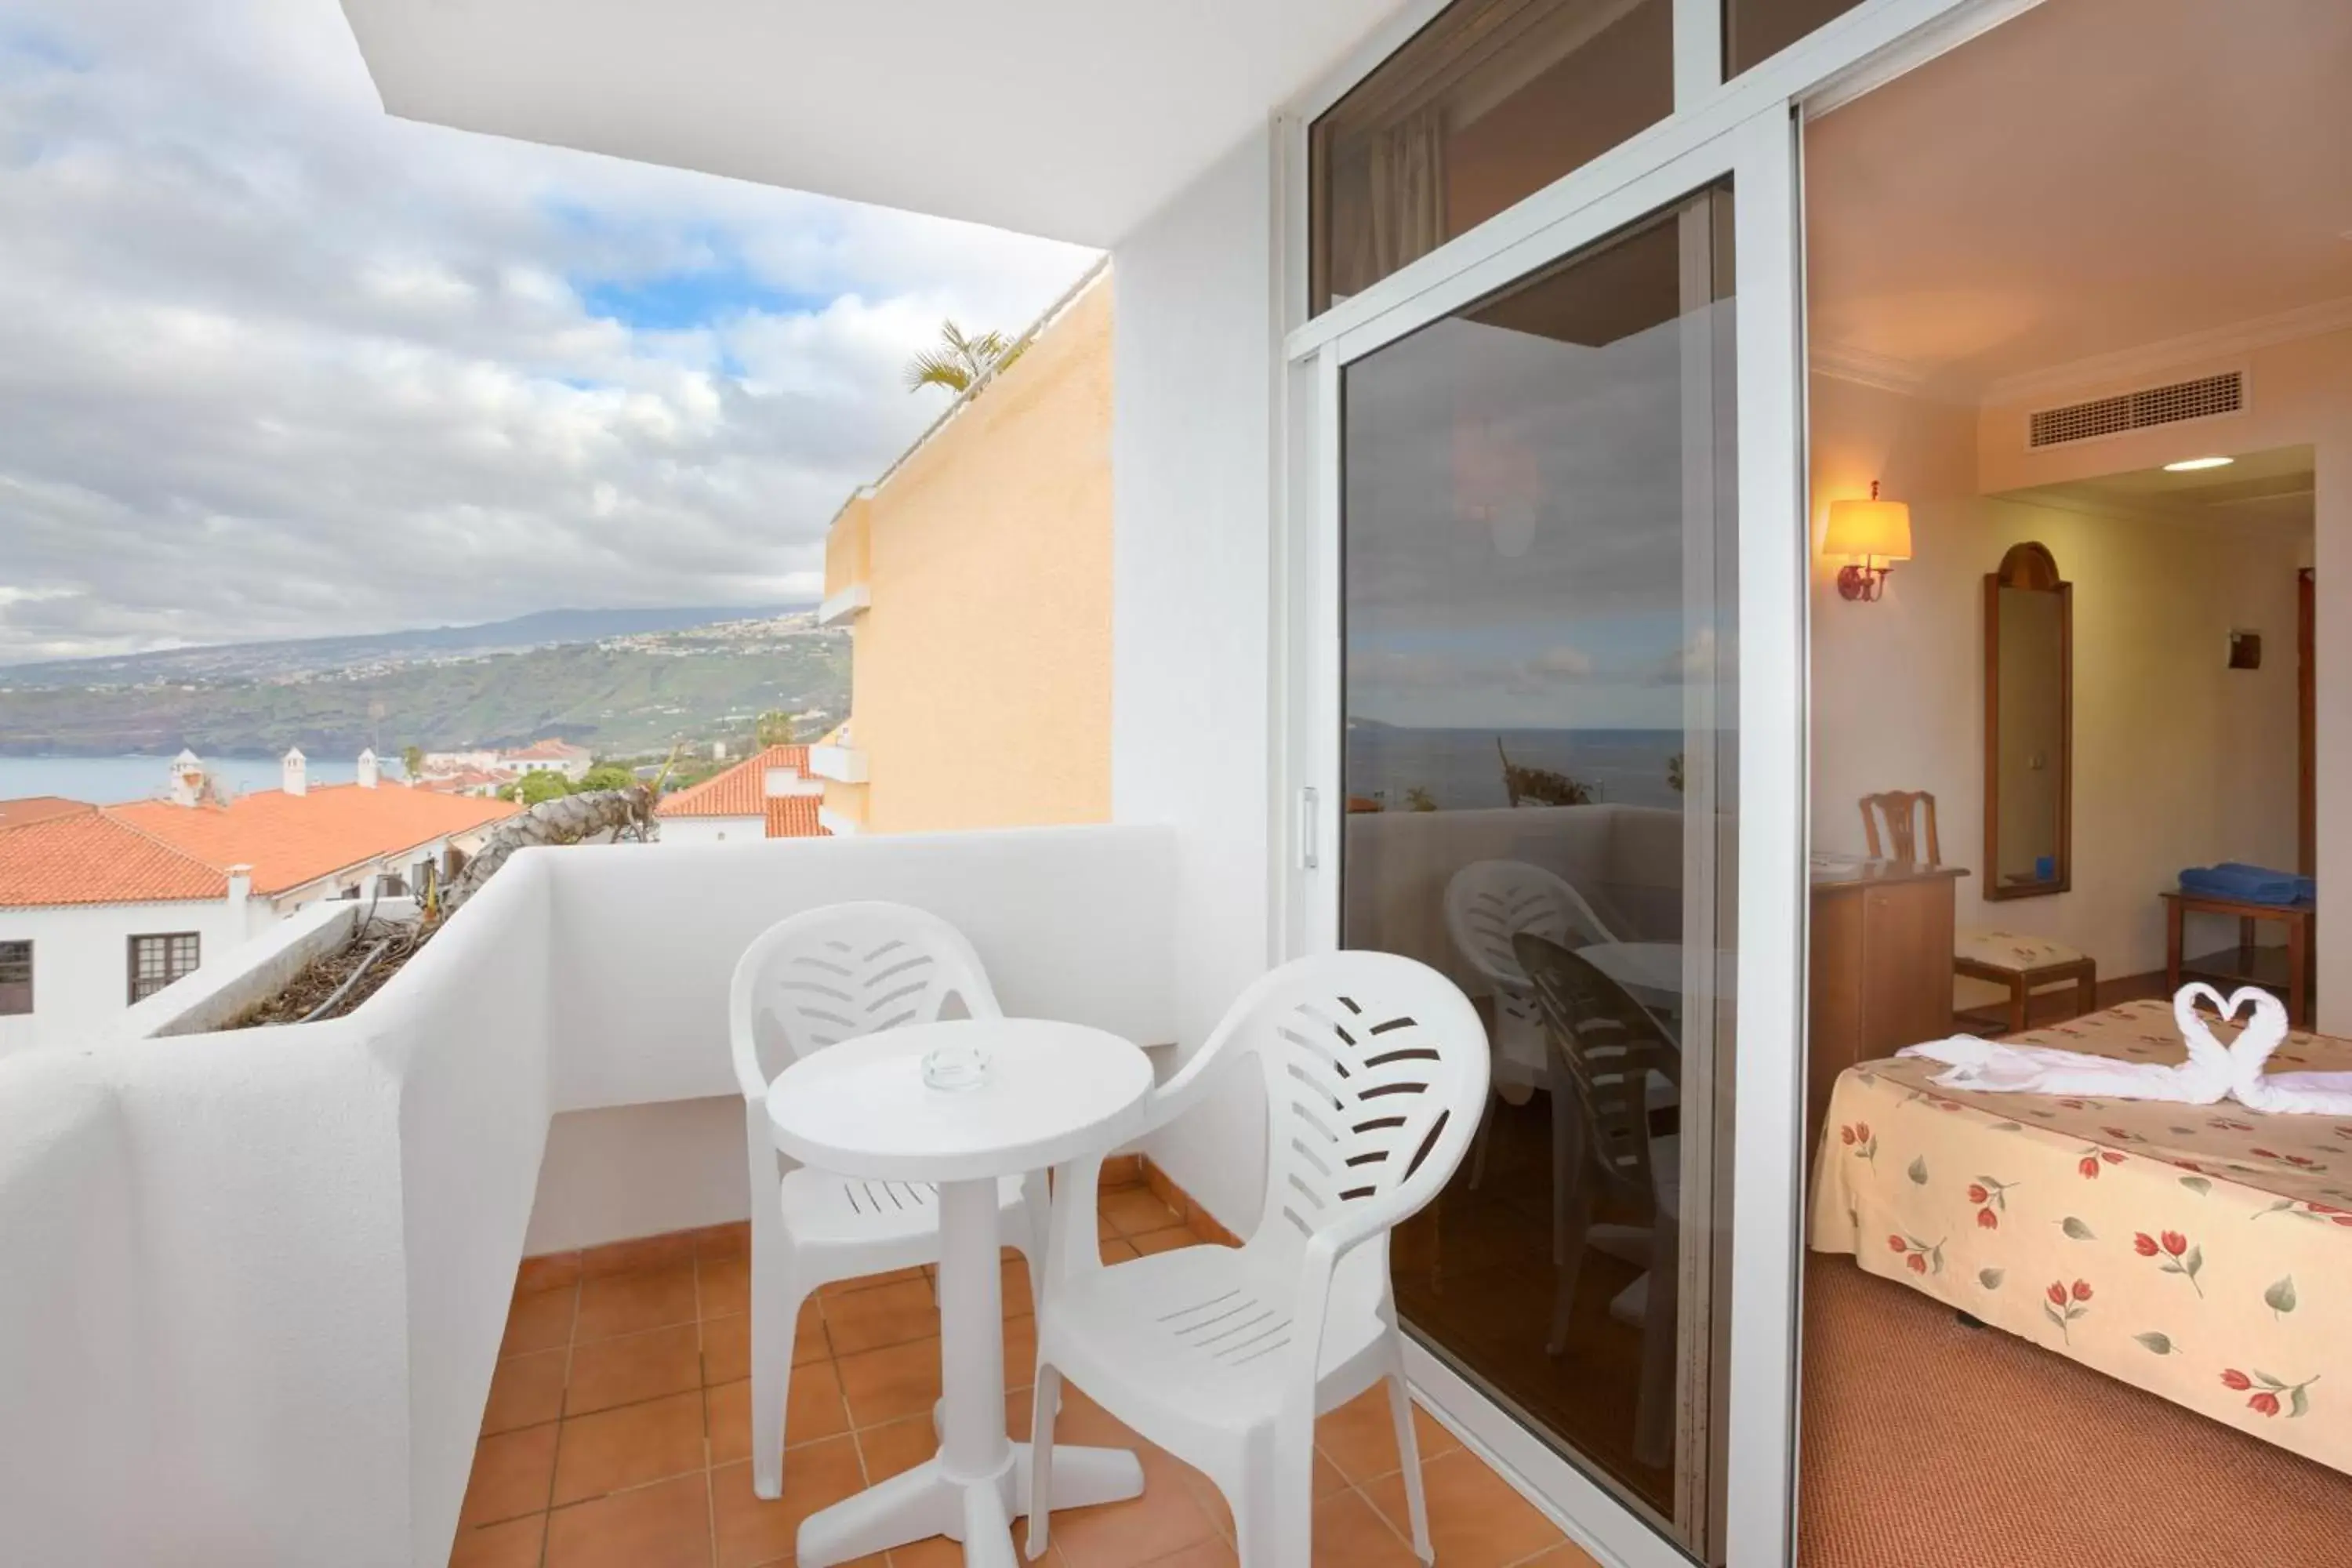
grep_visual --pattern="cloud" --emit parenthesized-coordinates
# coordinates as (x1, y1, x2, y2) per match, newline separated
(0, 2, 1097, 662)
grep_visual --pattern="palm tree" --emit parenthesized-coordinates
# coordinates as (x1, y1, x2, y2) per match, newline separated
(903, 320, 1018, 394)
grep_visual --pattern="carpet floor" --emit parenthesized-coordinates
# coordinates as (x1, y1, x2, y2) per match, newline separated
(1800, 1256, 2352, 1566)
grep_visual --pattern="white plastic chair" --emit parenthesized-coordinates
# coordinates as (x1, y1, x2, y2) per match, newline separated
(728, 902, 1050, 1500)
(1024, 951, 1490, 1566)
(1443, 859, 1619, 1186)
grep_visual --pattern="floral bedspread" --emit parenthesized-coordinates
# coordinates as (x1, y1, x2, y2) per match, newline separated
(1812, 1000, 2352, 1469)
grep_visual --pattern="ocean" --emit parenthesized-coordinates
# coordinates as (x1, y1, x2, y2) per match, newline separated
(0, 754, 408, 805)
(1346, 726, 1688, 812)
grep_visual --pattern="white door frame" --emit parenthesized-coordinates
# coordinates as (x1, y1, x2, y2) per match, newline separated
(1266, 1, 2049, 1563)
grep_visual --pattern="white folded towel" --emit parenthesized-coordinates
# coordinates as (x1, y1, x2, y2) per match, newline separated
(1897, 984, 2352, 1115)
(1899, 990, 2236, 1101)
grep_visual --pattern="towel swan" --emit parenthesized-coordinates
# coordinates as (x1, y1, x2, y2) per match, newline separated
(1899, 984, 2352, 1113)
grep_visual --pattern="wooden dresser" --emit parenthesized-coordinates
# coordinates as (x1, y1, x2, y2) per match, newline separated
(1808, 854, 1965, 1149)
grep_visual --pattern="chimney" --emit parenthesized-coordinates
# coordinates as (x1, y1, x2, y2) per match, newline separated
(226, 864, 252, 923)
(282, 747, 307, 797)
(356, 748, 380, 789)
(168, 749, 205, 808)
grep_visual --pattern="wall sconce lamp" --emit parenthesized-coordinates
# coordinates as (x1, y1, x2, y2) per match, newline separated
(1824, 481, 1913, 602)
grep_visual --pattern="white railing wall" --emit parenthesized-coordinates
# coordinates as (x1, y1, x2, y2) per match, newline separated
(0, 824, 1177, 1567)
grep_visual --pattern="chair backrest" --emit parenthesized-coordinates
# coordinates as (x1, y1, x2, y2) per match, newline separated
(1859, 790, 1941, 866)
(1201, 952, 1489, 1288)
(1512, 933, 1679, 1205)
(728, 902, 1000, 1203)
(1443, 859, 1617, 1026)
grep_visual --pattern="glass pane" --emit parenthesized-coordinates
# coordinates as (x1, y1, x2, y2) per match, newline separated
(1722, 0, 1869, 77)
(1341, 184, 1738, 1558)
(1309, 0, 1674, 314)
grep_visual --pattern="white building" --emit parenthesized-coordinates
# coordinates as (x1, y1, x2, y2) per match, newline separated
(652, 742, 827, 844)
(0, 750, 514, 1054)
(498, 737, 593, 781)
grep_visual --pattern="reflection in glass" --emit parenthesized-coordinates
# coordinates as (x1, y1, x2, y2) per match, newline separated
(1723, 0, 1871, 78)
(1309, 0, 1673, 314)
(1341, 186, 1737, 1559)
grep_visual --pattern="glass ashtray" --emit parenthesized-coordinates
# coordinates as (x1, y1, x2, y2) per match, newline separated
(921, 1043, 991, 1091)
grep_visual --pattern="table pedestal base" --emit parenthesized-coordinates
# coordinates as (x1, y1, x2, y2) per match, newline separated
(797, 1441, 1142, 1568)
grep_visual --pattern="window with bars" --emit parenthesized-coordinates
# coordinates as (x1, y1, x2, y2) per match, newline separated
(0, 940, 30, 1015)
(128, 931, 201, 1004)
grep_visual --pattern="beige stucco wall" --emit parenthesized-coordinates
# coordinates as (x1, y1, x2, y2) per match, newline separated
(1809, 368, 2315, 989)
(826, 271, 1112, 834)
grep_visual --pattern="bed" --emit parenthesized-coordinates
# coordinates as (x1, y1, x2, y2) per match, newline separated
(1812, 999, 2352, 1472)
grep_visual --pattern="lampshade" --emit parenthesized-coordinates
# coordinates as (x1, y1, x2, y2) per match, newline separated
(1824, 486, 1912, 562)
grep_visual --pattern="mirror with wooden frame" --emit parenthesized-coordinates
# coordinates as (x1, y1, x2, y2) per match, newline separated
(1984, 542, 2071, 899)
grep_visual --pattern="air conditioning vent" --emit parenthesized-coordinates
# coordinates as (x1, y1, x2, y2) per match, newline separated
(2027, 371, 2244, 448)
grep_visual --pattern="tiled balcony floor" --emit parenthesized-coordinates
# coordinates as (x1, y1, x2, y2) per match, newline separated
(456, 1174, 1597, 1568)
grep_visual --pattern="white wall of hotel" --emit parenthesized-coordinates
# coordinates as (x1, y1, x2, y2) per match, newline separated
(0, 826, 1176, 1563)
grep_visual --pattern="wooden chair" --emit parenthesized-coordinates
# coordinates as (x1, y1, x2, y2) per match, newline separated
(1513, 932, 1680, 1471)
(1860, 791, 2096, 1033)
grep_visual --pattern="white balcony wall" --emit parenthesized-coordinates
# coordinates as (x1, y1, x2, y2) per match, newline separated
(1110, 125, 1280, 1233)
(0, 825, 1174, 1566)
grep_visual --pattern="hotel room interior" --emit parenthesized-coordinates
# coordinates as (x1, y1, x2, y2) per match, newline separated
(1802, 2, 2350, 1562)
(1341, 0, 2350, 1563)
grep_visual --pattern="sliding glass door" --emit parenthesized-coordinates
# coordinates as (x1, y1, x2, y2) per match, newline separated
(1338, 181, 1741, 1556)
(1279, 100, 1806, 1566)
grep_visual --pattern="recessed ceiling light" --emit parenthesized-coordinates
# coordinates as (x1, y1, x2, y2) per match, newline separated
(2164, 456, 2234, 472)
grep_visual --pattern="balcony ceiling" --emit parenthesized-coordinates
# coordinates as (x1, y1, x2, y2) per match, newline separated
(336, 0, 1409, 245)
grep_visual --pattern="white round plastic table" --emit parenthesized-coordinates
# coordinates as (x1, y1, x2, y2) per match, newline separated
(766, 1018, 1156, 1568)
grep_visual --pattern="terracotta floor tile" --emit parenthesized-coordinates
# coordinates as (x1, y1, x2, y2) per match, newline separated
(483, 1349, 568, 1435)
(459, 1423, 559, 1527)
(889, 1536, 1014, 1568)
(551, 1388, 708, 1506)
(693, 1221, 751, 1261)
(1365, 1448, 1564, 1568)
(1050, 1443, 1221, 1568)
(1000, 1255, 1036, 1318)
(706, 1353, 853, 1468)
(517, 1251, 583, 1294)
(713, 1446, 865, 1568)
(1134, 1541, 1240, 1568)
(544, 1471, 713, 1568)
(1312, 1486, 1422, 1568)
(821, 1265, 926, 1299)
(1316, 1385, 1414, 1484)
(699, 1254, 750, 1319)
(706, 1377, 754, 1468)
(1100, 1189, 1184, 1237)
(1097, 1209, 1120, 1242)
(1099, 1238, 1141, 1265)
(1003, 1312, 1039, 1381)
(854, 1411, 938, 1483)
(702, 1302, 826, 1388)
(824, 1275, 941, 1357)
(565, 1323, 701, 1415)
(503, 1287, 577, 1358)
(575, 1264, 699, 1342)
(1312, 1452, 1351, 1500)
(448, 1512, 546, 1568)
(837, 1337, 944, 1429)
(1047, 1385, 1142, 1451)
(1126, 1228, 1198, 1258)
(580, 1231, 697, 1279)
(1519, 1544, 1604, 1567)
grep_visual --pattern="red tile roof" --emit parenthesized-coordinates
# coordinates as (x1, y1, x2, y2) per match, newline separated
(0, 809, 228, 906)
(107, 783, 517, 897)
(0, 796, 95, 831)
(764, 796, 827, 840)
(657, 746, 811, 819)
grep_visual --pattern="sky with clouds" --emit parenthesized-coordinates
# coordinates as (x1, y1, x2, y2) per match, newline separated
(0, 1, 1098, 664)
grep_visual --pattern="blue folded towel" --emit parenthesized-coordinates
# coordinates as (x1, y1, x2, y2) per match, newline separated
(2214, 862, 2317, 903)
(2180, 863, 2310, 906)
